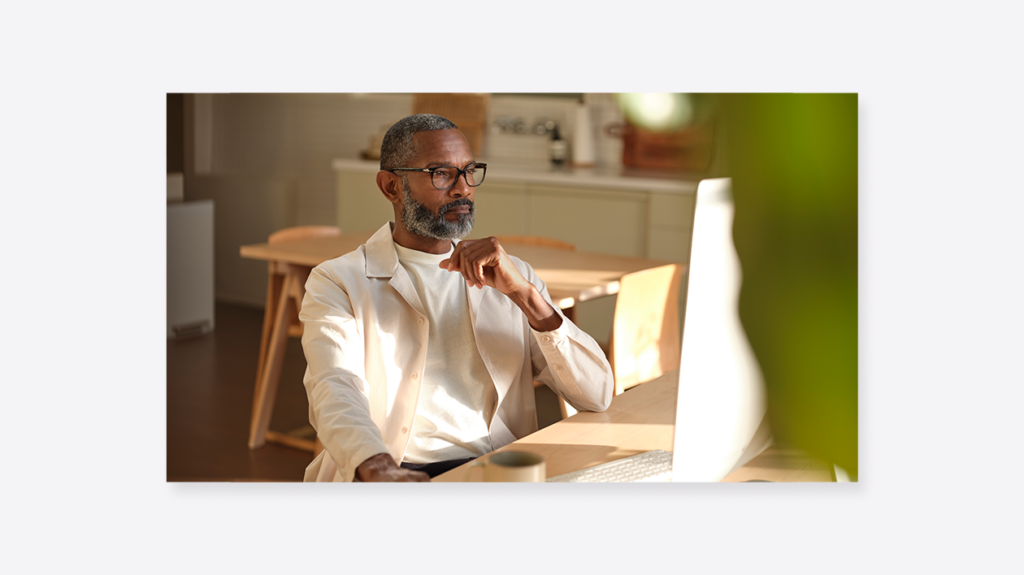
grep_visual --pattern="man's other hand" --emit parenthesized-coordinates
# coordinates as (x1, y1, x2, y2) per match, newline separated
(356, 453, 430, 482)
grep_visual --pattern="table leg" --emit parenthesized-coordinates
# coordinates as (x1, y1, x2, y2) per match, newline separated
(249, 273, 296, 449)
(252, 268, 283, 421)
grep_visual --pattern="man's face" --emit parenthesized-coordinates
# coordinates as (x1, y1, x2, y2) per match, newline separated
(399, 129, 476, 240)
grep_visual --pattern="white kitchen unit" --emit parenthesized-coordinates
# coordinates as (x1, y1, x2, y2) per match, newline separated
(167, 199, 215, 338)
(331, 158, 698, 261)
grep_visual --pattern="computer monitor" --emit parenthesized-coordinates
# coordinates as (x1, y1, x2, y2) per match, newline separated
(671, 178, 772, 482)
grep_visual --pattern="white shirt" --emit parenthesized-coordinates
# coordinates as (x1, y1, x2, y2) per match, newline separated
(300, 222, 614, 482)
(392, 242, 495, 463)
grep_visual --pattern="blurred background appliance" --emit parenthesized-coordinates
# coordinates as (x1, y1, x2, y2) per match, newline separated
(167, 172, 215, 338)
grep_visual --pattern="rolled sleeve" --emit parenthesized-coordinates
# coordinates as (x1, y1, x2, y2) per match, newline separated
(523, 268, 614, 413)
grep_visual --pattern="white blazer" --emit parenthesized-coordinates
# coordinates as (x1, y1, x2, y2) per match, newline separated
(300, 222, 614, 482)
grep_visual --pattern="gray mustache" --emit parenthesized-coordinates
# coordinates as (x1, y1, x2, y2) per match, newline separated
(438, 198, 474, 215)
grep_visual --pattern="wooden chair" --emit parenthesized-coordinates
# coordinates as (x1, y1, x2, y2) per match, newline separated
(493, 235, 577, 252)
(266, 225, 341, 338)
(541, 262, 683, 420)
(607, 263, 684, 396)
(267, 224, 342, 243)
(250, 225, 340, 451)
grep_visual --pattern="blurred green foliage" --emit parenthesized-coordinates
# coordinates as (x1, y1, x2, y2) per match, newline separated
(723, 94, 858, 479)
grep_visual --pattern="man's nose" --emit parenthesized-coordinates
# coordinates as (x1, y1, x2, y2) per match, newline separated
(449, 171, 472, 197)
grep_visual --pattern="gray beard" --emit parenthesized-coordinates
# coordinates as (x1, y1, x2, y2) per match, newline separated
(400, 181, 474, 240)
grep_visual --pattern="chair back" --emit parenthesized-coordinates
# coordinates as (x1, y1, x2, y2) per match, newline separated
(266, 226, 341, 339)
(610, 263, 684, 395)
(494, 235, 576, 251)
(269, 225, 341, 244)
(504, 235, 578, 419)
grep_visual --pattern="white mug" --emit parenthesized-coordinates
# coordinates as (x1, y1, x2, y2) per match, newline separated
(464, 451, 546, 482)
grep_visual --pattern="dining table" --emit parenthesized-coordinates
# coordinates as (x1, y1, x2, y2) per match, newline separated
(239, 229, 681, 452)
(431, 368, 836, 483)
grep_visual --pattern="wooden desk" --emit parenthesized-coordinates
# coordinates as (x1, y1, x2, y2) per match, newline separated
(432, 369, 834, 482)
(239, 230, 678, 452)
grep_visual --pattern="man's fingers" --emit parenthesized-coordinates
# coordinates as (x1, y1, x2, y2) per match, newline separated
(398, 469, 430, 482)
(442, 240, 477, 272)
(439, 239, 506, 289)
(455, 243, 478, 286)
(476, 261, 486, 288)
(446, 242, 465, 271)
(462, 243, 494, 287)
(463, 248, 483, 288)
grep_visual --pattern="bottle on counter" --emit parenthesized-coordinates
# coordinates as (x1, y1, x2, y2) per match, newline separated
(549, 124, 567, 166)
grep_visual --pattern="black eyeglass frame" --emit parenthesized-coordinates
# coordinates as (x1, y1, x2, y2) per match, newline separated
(389, 163, 488, 190)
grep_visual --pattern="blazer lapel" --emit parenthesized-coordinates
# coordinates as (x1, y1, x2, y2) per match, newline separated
(467, 284, 526, 410)
(364, 222, 426, 317)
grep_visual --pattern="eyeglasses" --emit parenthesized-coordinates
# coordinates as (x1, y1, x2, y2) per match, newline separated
(390, 163, 487, 190)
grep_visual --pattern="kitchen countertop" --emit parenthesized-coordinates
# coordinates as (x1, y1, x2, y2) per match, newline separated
(332, 158, 700, 194)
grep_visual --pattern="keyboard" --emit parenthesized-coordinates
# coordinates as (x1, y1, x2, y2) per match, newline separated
(546, 450, 673, 482)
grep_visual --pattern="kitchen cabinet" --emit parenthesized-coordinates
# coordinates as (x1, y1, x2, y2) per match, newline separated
(334, 169, 392, 233)
(647, 192, 696, 262)
(332, 159, 698, 262)
(527, 184, 648, 258)
(469, 181, 529, 238)
(332, 159, 699, 342)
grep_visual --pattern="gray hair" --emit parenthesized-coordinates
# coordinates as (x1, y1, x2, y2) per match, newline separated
(379, 114, 458, 171)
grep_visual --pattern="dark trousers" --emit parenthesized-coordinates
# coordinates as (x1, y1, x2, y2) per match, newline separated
(400, 457, 476, 478)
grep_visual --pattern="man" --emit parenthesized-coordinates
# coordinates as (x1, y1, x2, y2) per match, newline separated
(300, 114, 614, 482)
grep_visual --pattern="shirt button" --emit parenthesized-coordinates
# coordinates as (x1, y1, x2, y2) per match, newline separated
(401, 427, 408, 434)
(542, 336, 552, 343)
(411, 372, 419, 380)
(417, 318, 425, 326)
(555, 364, 564, 371)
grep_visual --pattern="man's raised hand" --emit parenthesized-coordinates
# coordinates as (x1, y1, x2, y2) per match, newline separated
(440, 237, 530, 296)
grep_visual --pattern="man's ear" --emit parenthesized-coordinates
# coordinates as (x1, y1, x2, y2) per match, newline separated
(376, 171, 403, 206)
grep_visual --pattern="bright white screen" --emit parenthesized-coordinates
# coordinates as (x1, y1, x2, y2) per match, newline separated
(672, 178, 769, 482)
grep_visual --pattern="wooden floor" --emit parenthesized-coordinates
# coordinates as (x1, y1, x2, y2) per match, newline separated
(167, 302, 317, 481)
(166, 301, 566, 482)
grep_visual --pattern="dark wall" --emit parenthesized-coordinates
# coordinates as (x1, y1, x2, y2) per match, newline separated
(167, 93, 184, 173)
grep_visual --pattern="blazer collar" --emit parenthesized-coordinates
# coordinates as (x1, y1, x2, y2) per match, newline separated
(364, 222, 400, 278)
(364, 221, 461, 278)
